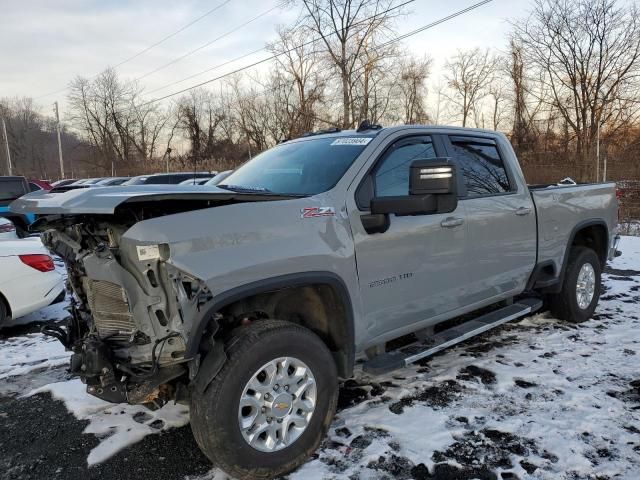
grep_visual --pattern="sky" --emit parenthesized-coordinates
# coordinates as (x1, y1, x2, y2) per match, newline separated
(0, 0, 532, 118)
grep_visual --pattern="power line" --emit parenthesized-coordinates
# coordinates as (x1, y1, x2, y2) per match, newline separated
(139, 0, 493, 108)
(144, 46, 267, 95)
(136, 2, 284, 82)
(140, 0, 417, 101)
(34, 0, 235, 99)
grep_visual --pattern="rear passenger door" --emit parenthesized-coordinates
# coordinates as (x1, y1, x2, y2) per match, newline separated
(445, 135, 536, 304)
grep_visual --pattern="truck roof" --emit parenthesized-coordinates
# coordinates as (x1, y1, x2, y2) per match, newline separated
(287, 124, 507, 143)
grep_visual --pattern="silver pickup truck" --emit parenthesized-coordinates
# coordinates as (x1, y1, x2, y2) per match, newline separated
(12, 125, 620, 479)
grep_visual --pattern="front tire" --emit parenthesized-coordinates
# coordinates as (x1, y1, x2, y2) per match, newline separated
(190, 320, 338, 480)
(548, 246, 601, 323)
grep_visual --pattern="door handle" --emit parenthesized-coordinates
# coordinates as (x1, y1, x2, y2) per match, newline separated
(440, 217, 464, 228)
(515, 207, 532, 216)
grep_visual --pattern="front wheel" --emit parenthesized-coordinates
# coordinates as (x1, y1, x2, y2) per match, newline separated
(190, 320, 338, 480)
(548, 246, 602, 323)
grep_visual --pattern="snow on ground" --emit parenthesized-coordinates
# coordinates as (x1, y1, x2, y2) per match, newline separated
(0, 333, 68, 381)
(30, 380, 190, 465)
(1, 236, 639, 479)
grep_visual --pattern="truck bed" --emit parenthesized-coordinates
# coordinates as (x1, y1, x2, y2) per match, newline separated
(531, 182, 618, 276)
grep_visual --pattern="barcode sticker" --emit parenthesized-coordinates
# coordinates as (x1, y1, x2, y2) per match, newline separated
(137, 245, 160, 261)
(330, 138, 372, 146)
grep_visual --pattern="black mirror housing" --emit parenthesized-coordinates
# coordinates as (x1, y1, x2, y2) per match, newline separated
(409, 158, 457, 195)
(369, 159, 458, 217)
(371, 193, 457, 216)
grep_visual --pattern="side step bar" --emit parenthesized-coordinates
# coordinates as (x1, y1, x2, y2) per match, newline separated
(362, 298, 543, 375)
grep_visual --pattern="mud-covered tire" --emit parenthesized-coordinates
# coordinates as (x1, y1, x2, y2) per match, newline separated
(190, 320, 338, 480)
(548, 246, 601, 323)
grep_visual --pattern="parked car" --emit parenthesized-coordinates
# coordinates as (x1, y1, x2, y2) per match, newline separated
(28, 179, 53, 192)
(0, 176, 34, 236)
(123, 172, 214, 185)
(51, 177, 108, 193)
(13, 125, 620, 479)
(204, 170, 233, 185)
(50, 179, 77, 188)
(0, 217, 18, 240)
(0, 238, 65, 327)
(95, 177, 130, 186)
(178, 177, 214, 185)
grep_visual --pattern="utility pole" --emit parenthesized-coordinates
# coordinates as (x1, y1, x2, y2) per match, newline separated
(1, 117, 12, 175)
(54, 102, 64, 178)
(165, 147, 171, 173)
(596, 119, 600, 183)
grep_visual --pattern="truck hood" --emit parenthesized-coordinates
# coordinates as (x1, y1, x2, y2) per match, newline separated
(10, 185, 297, 215)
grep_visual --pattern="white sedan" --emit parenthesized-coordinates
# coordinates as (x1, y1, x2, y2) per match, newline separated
(0, 217, 18, 240)
(0, 239, 65, 327)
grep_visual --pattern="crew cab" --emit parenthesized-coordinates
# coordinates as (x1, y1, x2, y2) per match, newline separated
(11, 125, 620, 479)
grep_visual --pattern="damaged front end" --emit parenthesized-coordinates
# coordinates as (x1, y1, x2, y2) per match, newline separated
(38, 214, 212, 408)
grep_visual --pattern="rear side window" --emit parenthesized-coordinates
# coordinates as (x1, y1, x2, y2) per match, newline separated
(374, 137, 436, 197)
(449, 137, 511, 196)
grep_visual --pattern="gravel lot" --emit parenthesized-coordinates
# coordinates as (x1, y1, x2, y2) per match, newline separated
(1, 236, 639, 480)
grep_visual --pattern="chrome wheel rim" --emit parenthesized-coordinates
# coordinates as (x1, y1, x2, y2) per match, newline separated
(238, 356, 317, 452)
(576, 262, 596, 309)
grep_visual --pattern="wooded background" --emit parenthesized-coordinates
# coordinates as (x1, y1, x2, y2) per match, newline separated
(1, 0, 639, 218)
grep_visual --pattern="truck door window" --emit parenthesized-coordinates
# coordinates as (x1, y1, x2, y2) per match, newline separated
(374, 139, 436, 197)
(449, 137, 511, 196)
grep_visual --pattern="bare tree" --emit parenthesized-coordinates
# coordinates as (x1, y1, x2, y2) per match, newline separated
(508, 38, 531, 152)
(268, 25, 326, 136)
(396, 55, 432, 124)
(445, 48, 498, 127)
(513, 0, 640, 177)
(301, 0, 398, 128)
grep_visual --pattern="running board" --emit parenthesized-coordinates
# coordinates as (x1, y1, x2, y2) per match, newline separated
(362, 298, 543, 375)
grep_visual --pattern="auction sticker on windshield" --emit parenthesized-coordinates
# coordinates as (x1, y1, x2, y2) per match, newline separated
(330, 138, 372, 146)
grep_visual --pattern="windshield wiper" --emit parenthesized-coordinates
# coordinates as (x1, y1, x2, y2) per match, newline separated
(216, 184, 309, 197)
(216, 184, 273, 193)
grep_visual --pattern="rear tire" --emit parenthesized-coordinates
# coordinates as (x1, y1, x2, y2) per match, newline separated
(190, 320, 338, 480)
(548, 246, 601, 323)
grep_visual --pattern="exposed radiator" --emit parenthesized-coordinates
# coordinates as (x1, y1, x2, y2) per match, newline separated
(83, 278, 136, 342)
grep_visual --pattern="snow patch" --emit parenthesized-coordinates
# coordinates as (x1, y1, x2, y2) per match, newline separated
(0, 333, 68, 380)
(28, 379, 190, 465)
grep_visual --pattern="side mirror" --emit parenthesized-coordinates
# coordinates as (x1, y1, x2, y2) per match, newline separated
(409, 158, 457, 195)
(369, 158, 458, 217)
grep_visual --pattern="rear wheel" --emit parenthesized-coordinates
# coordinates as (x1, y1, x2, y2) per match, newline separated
(548, 246, 601, 323)
(190, 320, 338, 480)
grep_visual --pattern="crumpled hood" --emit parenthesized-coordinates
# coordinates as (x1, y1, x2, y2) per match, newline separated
(9, 185, 291, 215)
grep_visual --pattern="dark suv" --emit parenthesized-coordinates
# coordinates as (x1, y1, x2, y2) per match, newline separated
(0, 176, 33, 235)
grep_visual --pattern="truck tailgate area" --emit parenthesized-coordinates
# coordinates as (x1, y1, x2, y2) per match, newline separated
(531, 182, 618, 274)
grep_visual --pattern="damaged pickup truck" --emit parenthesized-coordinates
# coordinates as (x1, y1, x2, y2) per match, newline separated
(11, 125, 620, 479)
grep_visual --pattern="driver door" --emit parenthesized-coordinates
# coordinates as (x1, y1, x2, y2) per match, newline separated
(348, 135, 469, 342)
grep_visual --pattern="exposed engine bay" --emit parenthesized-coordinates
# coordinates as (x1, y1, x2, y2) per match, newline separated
(36, 200, 225, 408)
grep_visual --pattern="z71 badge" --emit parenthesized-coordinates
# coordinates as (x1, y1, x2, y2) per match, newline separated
(301, 207, 336, 218)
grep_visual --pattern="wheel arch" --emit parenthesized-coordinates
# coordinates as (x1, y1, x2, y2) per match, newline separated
(548, 219, 608, 294)
(186, 271, 356, 378)
(0, 289, 12, 322)
(568, 220, 608, 267)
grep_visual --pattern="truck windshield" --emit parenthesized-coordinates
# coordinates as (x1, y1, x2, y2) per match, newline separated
(218, 136, 371, 195)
